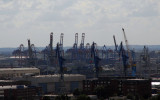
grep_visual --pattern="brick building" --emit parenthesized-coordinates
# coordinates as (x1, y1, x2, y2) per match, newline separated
(83, 77, 151, 98)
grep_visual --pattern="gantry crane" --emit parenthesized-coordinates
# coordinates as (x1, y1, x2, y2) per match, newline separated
(80, 33, 85, 49)
(28, 39, 36, 66)
(79, 33, 85, 60)
(72, 33, 79, 60)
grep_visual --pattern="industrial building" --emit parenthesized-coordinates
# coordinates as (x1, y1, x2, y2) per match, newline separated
(2, 85, 42, 100)
(14, 74, 86, 94)
(0, 68, 40, 79)
(83, 77, 151, 99)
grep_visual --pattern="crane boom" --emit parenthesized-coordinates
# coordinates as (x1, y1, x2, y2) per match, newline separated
(113, 35, 118, 51)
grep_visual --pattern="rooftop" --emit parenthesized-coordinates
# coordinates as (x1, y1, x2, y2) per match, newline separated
(0, 68, 39, 71)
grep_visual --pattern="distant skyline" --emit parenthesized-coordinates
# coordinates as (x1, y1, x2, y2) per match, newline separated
(0, 0, 160, 47)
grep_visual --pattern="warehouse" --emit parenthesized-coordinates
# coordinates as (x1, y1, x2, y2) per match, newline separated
(0, 68, 40, 79)
(14, 74, 86, 94)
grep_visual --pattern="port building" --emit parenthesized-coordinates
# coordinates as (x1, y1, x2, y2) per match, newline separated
(0, 68, 40, 79)
(14, 74, 86, 94)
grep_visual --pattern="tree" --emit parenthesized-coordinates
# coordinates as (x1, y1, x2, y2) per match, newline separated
(94, 86, 106, 99)
(77, 94, 91, 100)
(55, 94, 69, 100)
(43, 96, 50, 100)
(73, 88, 81, 96)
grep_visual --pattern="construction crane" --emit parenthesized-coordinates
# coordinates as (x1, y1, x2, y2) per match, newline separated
(91, 42, 101, 78)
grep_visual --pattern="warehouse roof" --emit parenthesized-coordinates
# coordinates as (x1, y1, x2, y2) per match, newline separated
(0, 68, 39, 71)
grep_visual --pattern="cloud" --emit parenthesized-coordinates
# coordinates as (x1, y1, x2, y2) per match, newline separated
(0, 0, 160, 47)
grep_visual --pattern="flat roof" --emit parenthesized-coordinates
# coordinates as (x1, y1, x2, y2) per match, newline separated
(0, 68, 39, 71)
(34, 74, 85, 78)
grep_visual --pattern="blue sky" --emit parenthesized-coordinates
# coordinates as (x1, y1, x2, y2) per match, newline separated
(0, 0, 160, 47)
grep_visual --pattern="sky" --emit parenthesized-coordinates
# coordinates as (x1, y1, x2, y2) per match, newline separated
(0, 0, 160, 47)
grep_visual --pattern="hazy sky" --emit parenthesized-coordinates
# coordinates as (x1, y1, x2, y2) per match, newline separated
(0, 0, 160, 47)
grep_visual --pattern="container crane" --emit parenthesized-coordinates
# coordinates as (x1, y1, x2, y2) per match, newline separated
(80, 33, 85, 49)
(60, 33, 64, 49)
(49, 32, 54, 66)
(59, 33, 64, 57)
(101, 45, 108, 63)
(72, 33, 79, 60)
(91, 42, 101, 78)
(85, 43, 91, 60)
(79, 33, 85, 60)
(27, 39, 35, 66)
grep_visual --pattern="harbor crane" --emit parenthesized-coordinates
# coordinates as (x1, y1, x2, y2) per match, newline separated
(27, 39, 37, 66)
(72, 33, 79, 60)
(122, 28, 136, 77)
(56, 34, 66, 94)
(80, 33, 85, 49)
(122, 28, 132, 67)
(91, 42, 101, 78)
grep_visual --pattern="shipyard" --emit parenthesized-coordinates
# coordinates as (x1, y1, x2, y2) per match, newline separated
(0, 0, 160, 100)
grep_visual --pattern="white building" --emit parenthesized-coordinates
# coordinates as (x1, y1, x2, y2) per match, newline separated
(0, 68, 40, 78)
